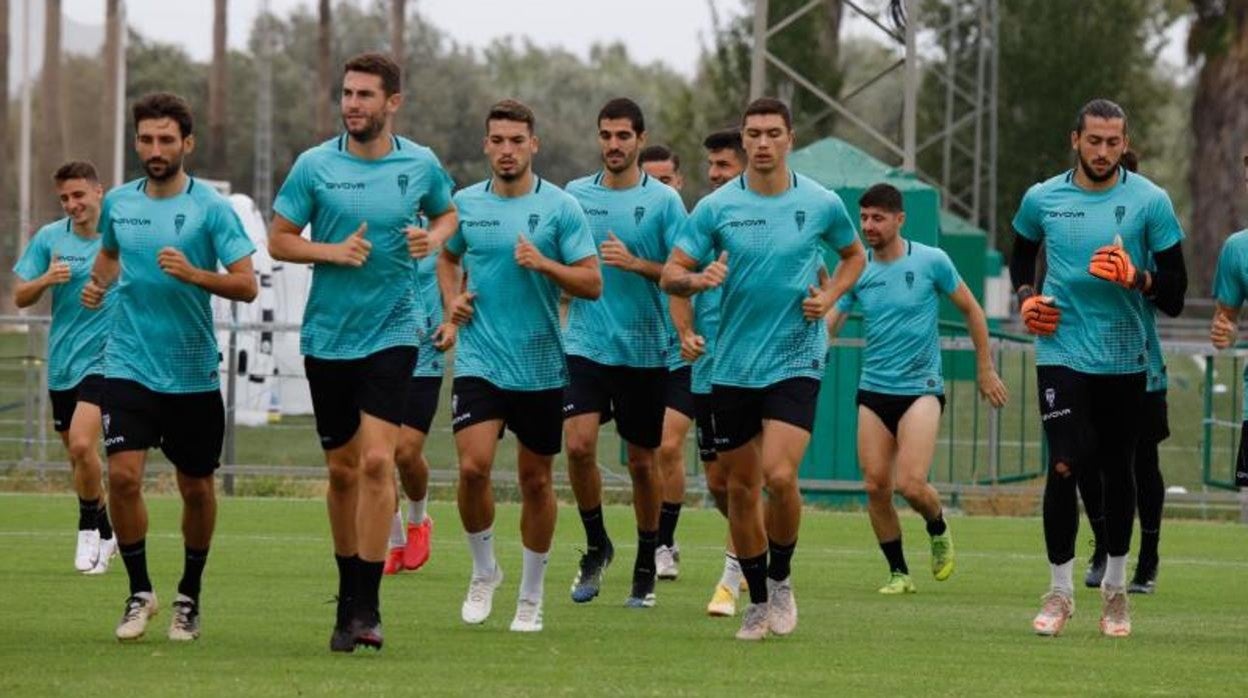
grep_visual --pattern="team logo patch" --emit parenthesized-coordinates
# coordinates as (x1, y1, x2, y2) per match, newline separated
(1115, 205, 1126, 226)
(397, 174, 410, 197)
(451, 393, 459, 415)
(102, 413, 111, 435)
(174, 213, 186, 235)
(1044, 388, 1056, 409)
(634, 206, 645, 226)
(528, 214, 540, 236)
(795, 209, 806, 231)
(905, 271, 915, 289)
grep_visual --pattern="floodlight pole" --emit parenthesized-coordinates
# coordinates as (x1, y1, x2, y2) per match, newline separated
(750, 0, 769, 99)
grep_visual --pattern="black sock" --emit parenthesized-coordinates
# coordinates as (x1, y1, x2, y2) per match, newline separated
(880, 538, 908, 574)
(177, 546, 209, 602)
(634, 528, 658, 579)
(96, 505, 113, 540)
(119, 539, 153, 595)
(925, 511, 947, 537)
(78, 497, 99, 531)
(767, 539, 796, 582)
(740, 552, 769, 605)
(335, 553, 358, 604)
(578, 505, 610, 551)
(657, 502, 682, 549)
(1139, 529, 1160, 566)
(358, 559, 384, 611)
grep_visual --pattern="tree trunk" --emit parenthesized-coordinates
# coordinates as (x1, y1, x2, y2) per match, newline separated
(0, 0, 10, 207)
(390, 0, 406, 73)
(1189, 1, 1248, 294)
(315, 0, 334, 140)
(103, 0, 122, 188)
(209, 0, 228, 178)
(37, 0, 66, 223)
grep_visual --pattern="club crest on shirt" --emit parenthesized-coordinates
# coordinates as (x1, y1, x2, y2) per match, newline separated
(397, 174, 410, 197)
(102, 413, 111, 435)
(174, 213, 186, 235)
(905, 271, 915, 289)
(1115, 205, 1126, 226)
(1044, 388, 1056, 409)
(528, 214, 540, 236)
(795, 209, 806, 231)
(634, 206, 645, 226)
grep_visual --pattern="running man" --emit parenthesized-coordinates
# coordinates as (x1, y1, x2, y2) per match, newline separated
(440, 99, 601, 632)
(268, 52, 458, 652)
(1010, 99, 1186, 638)
(564, 98, 688, 608)
(81, 93, 258, 641)
(13, 161, 116, 575)
(1209, 150, 1248, 491)
(826, 183, 1007, 595)
(662, 98, 866, 640)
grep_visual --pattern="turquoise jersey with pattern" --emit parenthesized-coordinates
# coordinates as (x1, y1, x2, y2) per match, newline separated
(836, 240, 960, 395)
(1212, 229, 1248, 418)
(13, 218, 113, 390)
(99, 178, 255, 393)
(1012, 168, 1184, 376)
(412, 249, 445, 378)
(273, 135, 454, 360)
(446, 177, 597, 391)
(1138, 251, 1167, 393)
(675, 171, 858, 388)
(564, 172, 687, 368)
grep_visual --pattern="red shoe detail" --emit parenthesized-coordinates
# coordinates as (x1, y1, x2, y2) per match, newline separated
(403, 518, 432, 571)
(383, 547, 404, 575)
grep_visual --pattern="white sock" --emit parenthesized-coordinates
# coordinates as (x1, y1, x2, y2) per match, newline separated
(719, 552, 742, 594)
(466, 527, 497, 578)
(1104, 554, 1128, 589)
(408, 497, 428, 524)
(519, 546, 549, 603)
(1050, 559, 1074, 597)
(388, 510, 405, 548)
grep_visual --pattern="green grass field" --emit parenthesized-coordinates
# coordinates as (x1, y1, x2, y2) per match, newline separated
(2, 493, 1246, 696)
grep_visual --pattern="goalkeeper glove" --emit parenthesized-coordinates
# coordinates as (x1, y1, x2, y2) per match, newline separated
(1020, 293, 1060, 336)
(1088, 235, 1144, 289)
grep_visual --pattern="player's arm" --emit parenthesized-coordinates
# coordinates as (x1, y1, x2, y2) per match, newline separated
(660, 248, 726, 297)
(81, 247, 120, 310)
(267, 214, 371, 267)
(14, 258, 71, 308)
(824, 306, 849, 338)
(668, 294, 705, 361)
(948, 281, 1008, 407)
(1140, 243, 1186, 318)
(157, 249, 258, 302)
(600, 231, 663, 281)
(406, 205, 460, 259)
(1212, 302, 1240, 349)
(813, 240, 867, 312)
(1010, 232, 1060, 335)
(437, 247, 473, 328)
(535, 252, 602, 300)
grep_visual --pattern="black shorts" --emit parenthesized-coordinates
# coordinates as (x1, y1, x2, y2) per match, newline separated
(451, 377, 563, 456)
(401, 376, 443, 434)
(1035, 366, 1145, 473)
(856, 390, 946, 438)
(693, 392, 717, 462)
(710, 377, 821, 452)
(563, 355, 667, 449)
(665, 366, 695, 419)
(49, 374, 105, 432)
(305, 346, 418, 450)
(1237, 422, 1248, 488)
(100, 378, 225, 478)
(1140, 389, 1169, 445)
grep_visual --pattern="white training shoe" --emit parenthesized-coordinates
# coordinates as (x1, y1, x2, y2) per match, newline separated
(767, 577, 798, 636)
(75, 529, 101, 572)
(655, 545, 679, 580)
(736, 602, 770, 641)
(1033, 591, 1074, 637)
(1100, 585, 1131, 638)
(168, 594, 201, 641)
(86, 537, 117, 576)
(509, 597, 544, 633)
(115, 592, 158, 641)
(461, 565, 504, 624)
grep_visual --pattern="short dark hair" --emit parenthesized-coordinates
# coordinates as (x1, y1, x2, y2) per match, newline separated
(132, 92, 193, 138)
(597, 97, 645, 135)
(53, 160, 100, 184)
(1074, 98, 1127, 134)
(703, 128, 744, 156)
(742, 97, 792, 131)
(486, 99, 536, 133)
(344, 52, 402, 96)
(639, 145, 679, 171)
(858, 183, 904, 213)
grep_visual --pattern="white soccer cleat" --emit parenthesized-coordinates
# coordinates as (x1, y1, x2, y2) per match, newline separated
(655, 545, 679, 581)
(461, 565, 504, 625)
(168, 594, 201, 641)
(1033, 591, 1074, 637)
(766, 577, 798, 636)
(115, 592, 158, 642)
(86, 537, 117, 576)
(706, 583, 738, 617)
(75, 529, 101, 572)
(509, 598, 544, 633)
(1100, 585, 1131, 638)
(735, 602, 770, 641)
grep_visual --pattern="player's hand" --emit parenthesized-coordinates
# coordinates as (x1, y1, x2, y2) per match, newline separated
(801, 267, 833, 320)
(333, 222, 371, 267)
(680, 331, 706, 362)
(157, 247, 201, 284)
(977, 367, 1009, 408)
(515, 233, 549, 272)
(1020, 294, 1060, 336)
(697, 252, 729, 290)
(1211, 312, 1238, 350)
(433, 321, 457, 350)
(406, 225, 433, 259)
(600, 231, 636, 272)
(44, 255, 72, 286)
(449, 291, 476, 325)
(1088, 236, 1139, 289)
(81, 277, 107, 309)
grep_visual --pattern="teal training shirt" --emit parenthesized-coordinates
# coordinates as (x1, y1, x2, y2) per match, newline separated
(446, 176, 597, 391)
(1012, 167, 1184, 376)
(412, 249, 445, 378)
(675, 171, 858, 388)
(1212, 229, 1248, 417)
(836, 240, 961, 395)
(273, 134, 454, 360)
(564, 171, 687, 368)
(99, 177, 255, 393)
(13, 218, 112, 390)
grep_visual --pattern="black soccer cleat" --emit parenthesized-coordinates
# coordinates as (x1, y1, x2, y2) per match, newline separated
(329, 596, 356, 653)
(352, 605, 383, 651)
(1084, 544, 1107, 589)
(1128, 559, 1158, 594)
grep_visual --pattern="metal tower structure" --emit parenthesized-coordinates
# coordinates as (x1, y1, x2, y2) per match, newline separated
(253, 0, 274, 221)
(750, 0, 1000, 244)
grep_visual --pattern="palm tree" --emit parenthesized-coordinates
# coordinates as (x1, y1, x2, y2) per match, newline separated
(209, 0, 228, 177)
(103, 0, 122, 188)
(315, 0, 333, 139)
(391, 0, 407, 75)
(37, 0, 66, 222)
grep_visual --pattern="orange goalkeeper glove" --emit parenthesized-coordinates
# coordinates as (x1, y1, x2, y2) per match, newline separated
(1020, 294, 1060, 336)
(1088, 236, 1143, 289)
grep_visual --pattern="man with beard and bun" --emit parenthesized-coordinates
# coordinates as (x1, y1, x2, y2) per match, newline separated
(269, 52, 457, 652)
(441, 99, 600, 632)
(1010, 99, 1185, 638)
(663, 98, 866, 640)
(564, 98, 687, 608)
(14, 161, 117, 576)
(826, 183, 1007, 595)
(81, 93, 257, 642)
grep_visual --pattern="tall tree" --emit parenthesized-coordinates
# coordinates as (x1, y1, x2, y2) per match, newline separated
(103, 0, 123, 188)
(390, 0, 407, 72)
(315, 0, 334, 140)
(209, 0, 228, 177)
(1188, 0, 1248, 293)
(0, 0, 10, 208)
(36, 0, 67, 222)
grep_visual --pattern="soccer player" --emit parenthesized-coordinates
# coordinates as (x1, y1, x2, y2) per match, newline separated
(81, 92, 258, 641)
(268, 52, 457, 651)
(1009, 99, 1185, 638)
(13, 161, 116, 575)
(662, 98, 867, 640)
(826, 183, 1008, 594)
(639, 144, 684, 190)
(1210, 150, 1248, 491)
(440, 99, 600, 632)
(564, 98, 688, 608)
